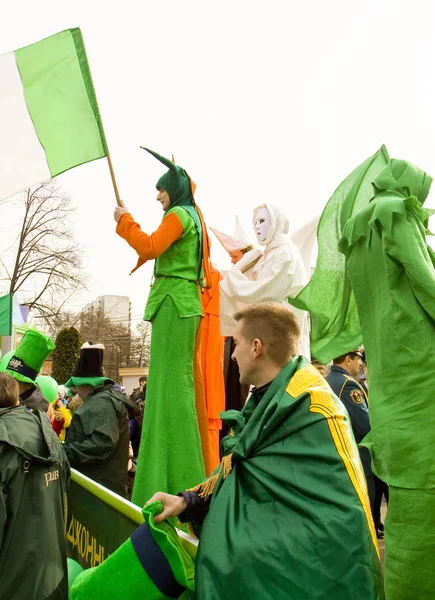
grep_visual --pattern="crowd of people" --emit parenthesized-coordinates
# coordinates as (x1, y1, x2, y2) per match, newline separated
(0, 151, 433, 600)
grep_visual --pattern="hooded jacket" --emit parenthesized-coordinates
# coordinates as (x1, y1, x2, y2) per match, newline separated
(220, 203, 310, 356)
(0, 405, 70, 600)
(20, 385, 50, 412)
(65, 384, 130, 496)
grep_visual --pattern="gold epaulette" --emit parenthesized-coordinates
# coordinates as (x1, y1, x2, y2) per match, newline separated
(187, 453, 233, 501)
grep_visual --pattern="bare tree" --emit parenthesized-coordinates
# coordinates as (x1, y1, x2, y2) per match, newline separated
(41, 306, 151, 381)
(78, 308, 132, 382)
(130, 321, 152, 367)
(4, 181, 86, 321)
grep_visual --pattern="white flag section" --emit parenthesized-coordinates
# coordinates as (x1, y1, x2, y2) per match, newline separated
(290, 215, 320, 276)
(0, 28, 108, 202)
(0, 52, 51, 200)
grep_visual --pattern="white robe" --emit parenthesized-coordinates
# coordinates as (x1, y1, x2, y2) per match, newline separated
(219, 203, 310, 358)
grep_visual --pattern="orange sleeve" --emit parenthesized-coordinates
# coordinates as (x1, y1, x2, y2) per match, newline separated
(116, 212, 184, 261)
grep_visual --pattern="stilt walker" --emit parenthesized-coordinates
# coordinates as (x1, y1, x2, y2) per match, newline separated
(114, 148, 211, 506)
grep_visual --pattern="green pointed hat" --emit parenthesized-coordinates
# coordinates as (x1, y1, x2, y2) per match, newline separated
(1, 329, 55, 387)
(141, 147, 196, 211)
(141, 147, 206, 283)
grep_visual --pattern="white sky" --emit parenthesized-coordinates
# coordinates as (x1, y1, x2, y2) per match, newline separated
(2, 0, 435, 326)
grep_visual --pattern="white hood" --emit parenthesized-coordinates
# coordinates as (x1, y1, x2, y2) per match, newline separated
(252, 203, 292, 248)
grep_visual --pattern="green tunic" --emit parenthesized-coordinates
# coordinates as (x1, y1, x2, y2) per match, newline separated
(144, 207, 203, 321)
(339, 159, 435, 600)
(194, 358, 383, 599)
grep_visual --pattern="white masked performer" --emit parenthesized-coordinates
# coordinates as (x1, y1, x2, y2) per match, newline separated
(219, 204, 310, 357)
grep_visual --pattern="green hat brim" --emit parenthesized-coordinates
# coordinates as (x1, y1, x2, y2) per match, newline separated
(64, 376, 113, 388)
(5, 369, 37, 388)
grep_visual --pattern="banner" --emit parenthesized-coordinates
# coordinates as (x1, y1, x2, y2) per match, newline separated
(66, 469, 197, 569)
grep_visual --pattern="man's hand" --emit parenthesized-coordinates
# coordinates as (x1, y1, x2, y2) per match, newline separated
(114, 201, 129, 223)
(146, 492, 187, 523)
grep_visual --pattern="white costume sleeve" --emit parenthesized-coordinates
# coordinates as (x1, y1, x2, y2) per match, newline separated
(221, 248, 297, 304)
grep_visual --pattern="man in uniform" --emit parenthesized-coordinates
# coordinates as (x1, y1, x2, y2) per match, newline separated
(326, 348, 375, 513)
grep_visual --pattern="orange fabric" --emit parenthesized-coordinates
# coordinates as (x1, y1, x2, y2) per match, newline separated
(200, 267, 226, 471)
(207, 425, 221, 471)
(116, 212, 184, 274)
(188, 176, 212, 290)
(194, 320, 211, 476)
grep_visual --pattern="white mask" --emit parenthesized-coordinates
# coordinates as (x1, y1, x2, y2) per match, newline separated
(254, 207, 271, 243)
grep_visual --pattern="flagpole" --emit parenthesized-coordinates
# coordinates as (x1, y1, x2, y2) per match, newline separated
(107, 155, 122, 207)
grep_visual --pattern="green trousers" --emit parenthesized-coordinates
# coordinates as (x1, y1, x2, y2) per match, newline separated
(132, 296, 206, 506)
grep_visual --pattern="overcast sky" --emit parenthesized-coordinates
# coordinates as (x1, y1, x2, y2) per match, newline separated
(1, 0, 435, 327)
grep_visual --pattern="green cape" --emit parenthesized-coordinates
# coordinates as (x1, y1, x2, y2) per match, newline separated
(193, 357, 383, 599)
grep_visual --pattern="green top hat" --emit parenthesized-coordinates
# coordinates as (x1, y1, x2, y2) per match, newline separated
(1, 329, 55, 388)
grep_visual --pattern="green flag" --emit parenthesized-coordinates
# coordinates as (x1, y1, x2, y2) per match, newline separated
(0, 294, 12, 336)
(290, 145, 390, 363)
(0, 28, 108, 202)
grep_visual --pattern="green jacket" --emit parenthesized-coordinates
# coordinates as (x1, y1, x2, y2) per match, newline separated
(194, 357, 383, 599)
(65, 384, 130, 496)
(0, 405, 70, 600)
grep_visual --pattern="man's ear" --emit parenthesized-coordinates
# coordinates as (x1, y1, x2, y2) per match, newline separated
(253, 338, 264, 358)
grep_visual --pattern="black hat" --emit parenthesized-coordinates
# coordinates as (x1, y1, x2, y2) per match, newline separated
(65, 343, 111, 387)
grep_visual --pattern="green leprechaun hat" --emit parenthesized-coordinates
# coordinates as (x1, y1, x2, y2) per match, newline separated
(1, 329, 55, 387)
(70, 501, 195, 600)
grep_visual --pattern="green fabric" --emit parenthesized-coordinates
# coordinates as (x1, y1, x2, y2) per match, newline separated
(143, 148, 203, 280)
(64, 384, 130, 496)
(0, 294, 12, 336)
(339, 159, 435, 489)
(145, 501, 195, 592)
(290, 145, 390, 363)
(15, 28, 108, 177)
(195, 357, 383, 599)
(0, 405, 70, 599)
(1, 328, 55, 386)
(145, 207, 202, 321)
(383, 487, 435, 600)
(339, 158, 435, 600)
(70, 501, 195, 600)
(132, 296, 205, 506)
(71, 538, 155, 600)
(64, 376, 112, 388)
